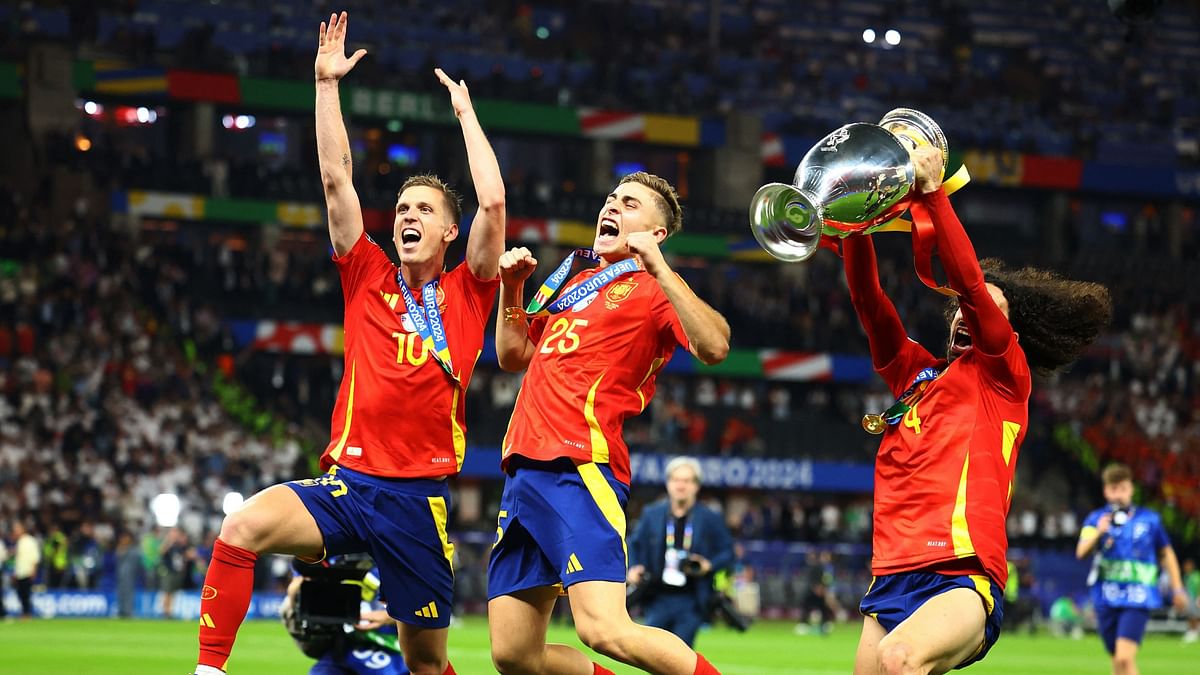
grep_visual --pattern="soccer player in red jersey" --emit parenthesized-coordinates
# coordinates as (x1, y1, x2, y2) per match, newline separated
(191, 12, 504, 675)
(487, 172, 730, 675)
(846, 145, 1111, 675)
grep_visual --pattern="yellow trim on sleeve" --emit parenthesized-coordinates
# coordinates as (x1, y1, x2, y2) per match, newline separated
(584, 376, 610, 464)
(1001, 421, 1021, 465)
(576, 462, 627, 564)
(328, 362, 356, 462)
(450, 387, 466, 471)
(951, 450, 974, 557)
(1079, 525, 1098, 542)
(427, 496, 455, 575)
(635, 357, 665, 412)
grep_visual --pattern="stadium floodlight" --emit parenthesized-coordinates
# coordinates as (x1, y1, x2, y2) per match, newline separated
(151, 493, 181, 528)
(862, 28, 876, 44)
(222, 491, 245, 515)
(885, 29, 901, 45)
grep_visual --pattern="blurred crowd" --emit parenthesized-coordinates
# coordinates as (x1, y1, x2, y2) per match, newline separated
(0, 180, 312, 603)
(6, 0, 1197, 161)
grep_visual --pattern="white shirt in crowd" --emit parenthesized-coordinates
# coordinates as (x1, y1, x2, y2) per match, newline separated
(14, 532, 40, 579)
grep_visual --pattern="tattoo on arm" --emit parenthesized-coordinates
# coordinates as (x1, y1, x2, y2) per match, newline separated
(341, 153, 351, 167)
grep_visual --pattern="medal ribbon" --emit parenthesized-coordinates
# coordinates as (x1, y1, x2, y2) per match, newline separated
(665, 518, 693, 551)
(396, 272, 457, 383)
(820, 163, 971, 298)
(524, 248, 641, 316)
(880, 367, 941, 425)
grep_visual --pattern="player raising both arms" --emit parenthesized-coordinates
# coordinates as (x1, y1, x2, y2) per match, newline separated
(192, 12, 505, 675)
(845, 144, 1111, 675)
(488, 172, 730, 675)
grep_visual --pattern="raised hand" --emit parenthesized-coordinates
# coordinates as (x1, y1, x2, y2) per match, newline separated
(435, 68, 474, 118)
(626, 231, 668, 277)
(500, 247, 538, 286)
(912, 144, 944, 195)
(315, 11, 367, 82)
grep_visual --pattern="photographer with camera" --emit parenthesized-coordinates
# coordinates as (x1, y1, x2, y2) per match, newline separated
(1077, 463, 1188, 675)
(281, 555, 409, 675)
(627, 457, 735, 647)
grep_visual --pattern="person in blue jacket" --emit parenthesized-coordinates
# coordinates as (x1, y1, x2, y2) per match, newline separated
(627, 457, 735, 647)
(1077, 463, 1188, 675)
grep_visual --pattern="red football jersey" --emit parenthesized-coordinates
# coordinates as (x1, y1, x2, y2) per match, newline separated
(870, 336, 1031, 588)
(320, 233, 498, 478)
(502, 268, 689, 484)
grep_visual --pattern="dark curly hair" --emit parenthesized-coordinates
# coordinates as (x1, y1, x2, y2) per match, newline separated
(944, 259, 1112, 375)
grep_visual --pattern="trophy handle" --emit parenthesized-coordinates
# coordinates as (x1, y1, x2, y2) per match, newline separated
(749, 182, 823, 262)
(879, 108, 948, 172)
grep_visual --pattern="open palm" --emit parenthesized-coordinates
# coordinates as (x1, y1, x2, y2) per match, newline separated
(315, 11, 366, 82)
(435, 68, 474, 117)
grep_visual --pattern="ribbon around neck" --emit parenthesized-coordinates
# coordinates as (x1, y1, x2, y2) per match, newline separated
(524, 248, 642, 316)
(396, 272, 458, 383)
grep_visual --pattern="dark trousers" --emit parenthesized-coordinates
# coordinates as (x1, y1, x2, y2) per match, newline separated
(643, 592, 705, 647)
(16, 577, 34, 617)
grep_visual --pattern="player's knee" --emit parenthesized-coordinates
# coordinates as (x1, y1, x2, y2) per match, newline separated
(1112, 652, 1136, 674)
(576, 618, 631, 661)
(490, 642, 535, 674)
(217, 508, 268, 552)
(877, 639, 919, 675)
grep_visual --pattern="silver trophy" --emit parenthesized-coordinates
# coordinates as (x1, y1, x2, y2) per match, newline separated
(749, 108, 948, 262)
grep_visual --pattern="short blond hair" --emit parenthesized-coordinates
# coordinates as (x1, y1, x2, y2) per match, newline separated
(398, 174, 462, 224)
(618, 171, 682, 238)
(1102, 463, 1133, 486)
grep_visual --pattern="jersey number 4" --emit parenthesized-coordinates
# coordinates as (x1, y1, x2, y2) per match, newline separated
(903, 403, 923, 435)
(540, 318, 589, 354)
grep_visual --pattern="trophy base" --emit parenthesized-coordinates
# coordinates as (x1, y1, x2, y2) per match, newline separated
(749, 183, 823, 262)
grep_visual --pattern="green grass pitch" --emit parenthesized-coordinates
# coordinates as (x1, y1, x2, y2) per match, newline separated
(0, 617, 1193, 674)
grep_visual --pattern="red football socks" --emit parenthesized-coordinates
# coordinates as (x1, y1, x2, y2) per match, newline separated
(442, 663, 456, 675)
(694, 653, 721, 675)
(196, 538, 258, 670)
(593, 664, 615, 675)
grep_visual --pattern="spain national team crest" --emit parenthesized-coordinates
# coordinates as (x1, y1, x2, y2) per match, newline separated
(604, 280, 638, 310)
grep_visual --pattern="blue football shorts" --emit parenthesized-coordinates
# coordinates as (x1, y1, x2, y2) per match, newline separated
(488, 458, 630, 599)
(860, 569, 1005, 669)
(286, 466, 454, 628)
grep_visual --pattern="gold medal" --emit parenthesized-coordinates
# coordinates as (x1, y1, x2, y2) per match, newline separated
(862, 414, 886, 435)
